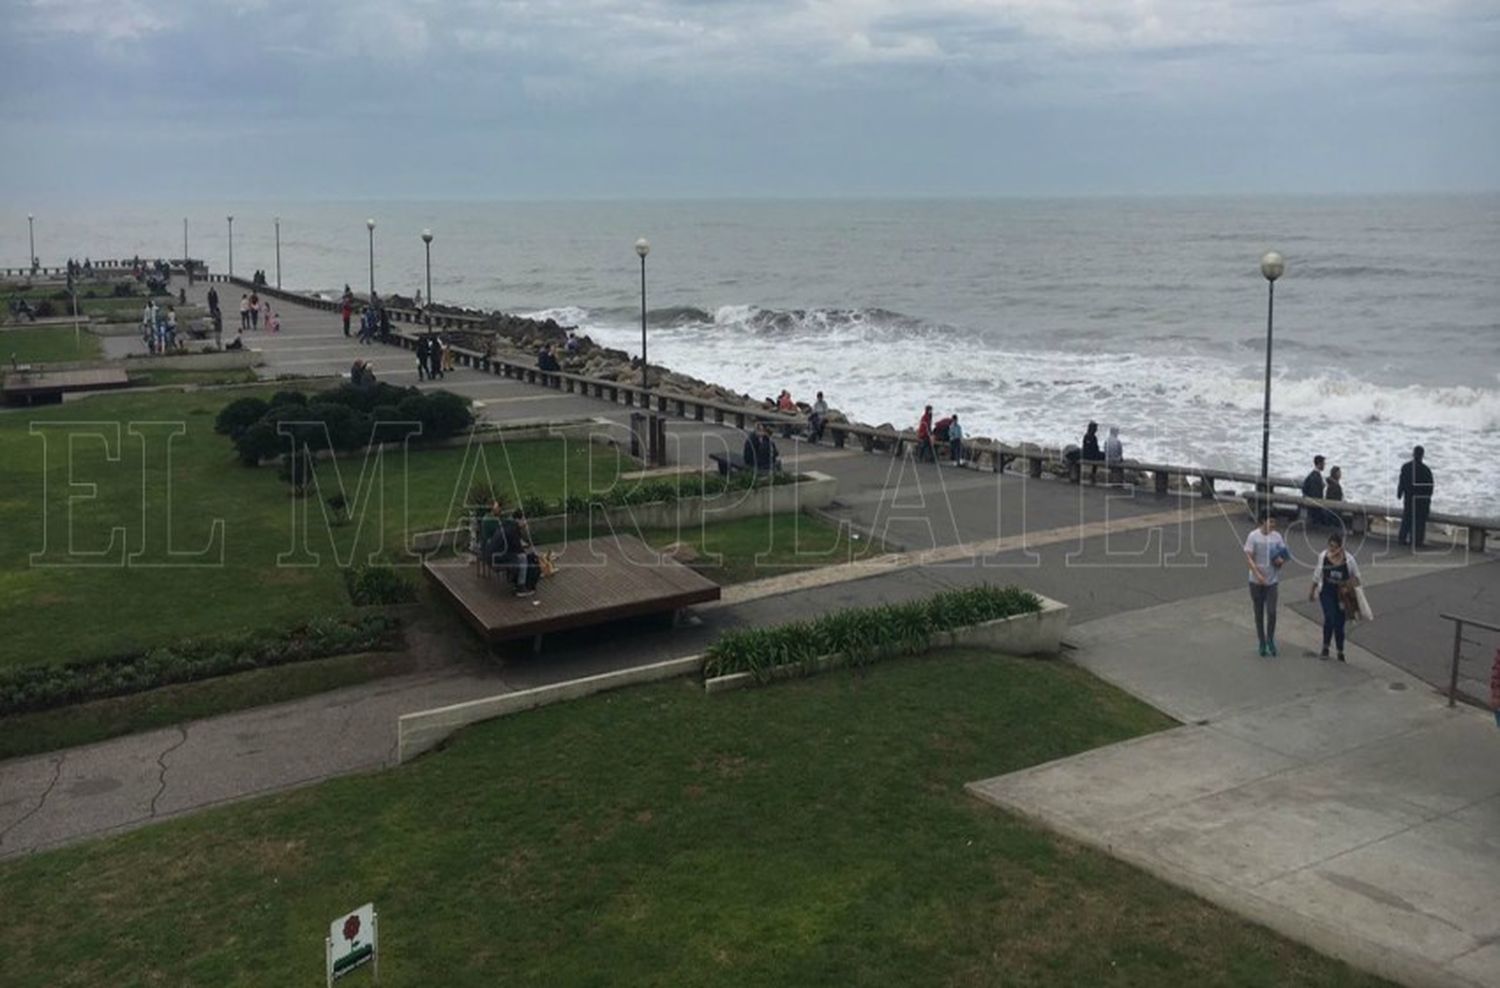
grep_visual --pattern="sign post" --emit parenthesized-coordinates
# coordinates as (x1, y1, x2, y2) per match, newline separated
(326, 902, 378, 985)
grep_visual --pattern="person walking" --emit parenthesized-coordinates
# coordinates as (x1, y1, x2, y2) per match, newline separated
(1326, 465, 1344, 501)
(1397, 446, 1434, 548)
(239, 293, 251, 332)
(415, 334, 430, 381)
(341, 295, 353, 338)
(1308, 533, 1361, 662)
(206, 286, 220, 322)
(1244, 513, 1289, 656)
(248, 291, 260, 330)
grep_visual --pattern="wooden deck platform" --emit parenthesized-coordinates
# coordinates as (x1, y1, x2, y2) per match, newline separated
(2, 368, 130, 405)
(425, 534, 721, 646)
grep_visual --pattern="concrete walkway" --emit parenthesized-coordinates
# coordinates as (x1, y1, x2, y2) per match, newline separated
(970, 571, 1500, 988)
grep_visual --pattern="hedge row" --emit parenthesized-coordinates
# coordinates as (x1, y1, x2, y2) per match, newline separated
(216, 384, 475, 466)
(703, 585, 1043, 682)
(0, 614, 403, 716)
(475, 469, 801, 522)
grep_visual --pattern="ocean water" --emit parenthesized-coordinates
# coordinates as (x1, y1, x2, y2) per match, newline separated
(7, 196, 1498, 514)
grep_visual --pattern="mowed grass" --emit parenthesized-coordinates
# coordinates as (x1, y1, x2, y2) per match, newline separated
(0, 650, 1384, 987)
(0, 325, 102, 363)
(0, 387, 624, 669)
(640, 512, 886, 585)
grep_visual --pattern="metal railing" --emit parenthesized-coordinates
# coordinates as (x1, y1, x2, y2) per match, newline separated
(1438, 613, 1500, 708)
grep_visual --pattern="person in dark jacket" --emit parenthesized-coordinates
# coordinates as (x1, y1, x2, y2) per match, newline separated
(1397, 446, 1434, 548)
(743, 424, 779, 474)
(1302, 455, 1330, 525)
(1081, 422, 1103, 461)
(415, 335, 431, 381)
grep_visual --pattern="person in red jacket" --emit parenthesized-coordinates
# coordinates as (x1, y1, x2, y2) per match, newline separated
(341, 296, 353, 337)
(915, 405, 934, 462)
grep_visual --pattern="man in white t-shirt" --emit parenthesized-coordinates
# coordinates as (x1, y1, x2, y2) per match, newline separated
(1244, 513, 1289, 656)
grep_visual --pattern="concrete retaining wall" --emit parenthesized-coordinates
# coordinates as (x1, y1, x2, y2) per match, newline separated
(397, 654, 705, 762)
(702, 594, 1069, 693)
(32, 350, 262, 373)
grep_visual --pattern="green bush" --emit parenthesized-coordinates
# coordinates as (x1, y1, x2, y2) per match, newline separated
(703, 585, 1044, 682)
(219, 386, 473, 466)
(343, 565, 418, 606)
(0, 614, 402, 715)
(214, 397, 270, 438)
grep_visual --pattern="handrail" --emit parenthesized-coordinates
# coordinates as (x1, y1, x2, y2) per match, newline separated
(1438, 613, 1500, 708)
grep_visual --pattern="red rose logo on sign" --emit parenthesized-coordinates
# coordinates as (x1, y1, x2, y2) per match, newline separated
(343, 914, 361, 943)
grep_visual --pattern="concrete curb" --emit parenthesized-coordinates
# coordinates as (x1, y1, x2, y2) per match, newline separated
(702, 595, 1070, 693)
(396, 653, 705, 762)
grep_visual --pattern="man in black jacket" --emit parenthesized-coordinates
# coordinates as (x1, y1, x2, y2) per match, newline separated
(1397, 446, 1435, 548)
(743, 424, 779, 475)
(1302, 455, 1328, 525)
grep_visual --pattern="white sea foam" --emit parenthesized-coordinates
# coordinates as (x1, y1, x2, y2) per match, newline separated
(569, 304, 1500, 515)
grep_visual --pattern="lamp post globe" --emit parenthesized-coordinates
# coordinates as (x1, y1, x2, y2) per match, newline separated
(1257, 251, 1286, 492)
(635, 238, 650, 259)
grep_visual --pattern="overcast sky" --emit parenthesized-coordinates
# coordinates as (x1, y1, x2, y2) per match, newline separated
(3, 0, 1497, 200)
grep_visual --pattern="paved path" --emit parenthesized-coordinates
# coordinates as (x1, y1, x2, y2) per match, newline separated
(5, 278, 1498, 987)
(971, 567, 1500, 988)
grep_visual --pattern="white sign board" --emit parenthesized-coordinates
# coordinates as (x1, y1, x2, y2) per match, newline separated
(327, 902, 378, 984)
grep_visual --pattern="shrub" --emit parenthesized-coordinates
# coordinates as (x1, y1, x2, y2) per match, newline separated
(0, 614, 403, 716)
(702, 585, 1044, 682)
(215, 397, 270, 438)
(111, 281, 136, 297)
(519, 494, 552, 520)
(343, 565, 418, 606)
(234, 420, 284, 465)
(269, 389, 308, 408)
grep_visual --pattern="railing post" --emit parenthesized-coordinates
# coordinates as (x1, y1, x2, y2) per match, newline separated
(1449, 619, 1463, 708)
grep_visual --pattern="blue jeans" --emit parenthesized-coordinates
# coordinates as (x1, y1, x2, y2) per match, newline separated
(1319, 586, 1346, 651)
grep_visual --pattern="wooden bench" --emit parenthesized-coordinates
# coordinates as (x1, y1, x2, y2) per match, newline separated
(425, 534, 721, 651)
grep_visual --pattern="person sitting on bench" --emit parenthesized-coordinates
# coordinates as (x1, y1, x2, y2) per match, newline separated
(743, 423, 780, 475)
(484, 510, 540, 597)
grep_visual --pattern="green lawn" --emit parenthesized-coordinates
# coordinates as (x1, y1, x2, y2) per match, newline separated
(0, 387, 624, 669)
(640, 512, 886, 585)
(0, 325, 102, 363)
(0, 649, 1384, 987)
(127, 367, 262, 387)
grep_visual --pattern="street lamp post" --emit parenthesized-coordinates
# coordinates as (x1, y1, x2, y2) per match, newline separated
(27, 213, 35, 272)
(421, 230, 433, 333)
(1258, 251, 1285, 492)
(227, 215, 234, 278)
(183, 218, 188, 264)
(366, 218, 376, 299)
(274, 216, 281, 289)
(635, 238, 650, 391)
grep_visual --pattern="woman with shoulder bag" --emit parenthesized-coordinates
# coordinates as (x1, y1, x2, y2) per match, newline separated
(1309, 533, 1361, 662)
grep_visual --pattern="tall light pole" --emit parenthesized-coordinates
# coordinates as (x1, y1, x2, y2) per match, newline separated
(274, 216, 282, 289)
(227, 215, 234, 278)
(366, 218, 376, 299)
(27, 213, 35, 271)
(635, 238, 650, 391)
(1258, 251, 1285, 491)
(183, 218, 188, 263)
(421, 229, 433, 333)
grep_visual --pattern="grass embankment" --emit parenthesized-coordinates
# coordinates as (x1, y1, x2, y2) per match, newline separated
(0, 325, 102, 363)
(0, 651, 414, 761)
(0, 388, 624, 671)
(639, 512, 883, 585)
(0, 649, 1385, 987)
